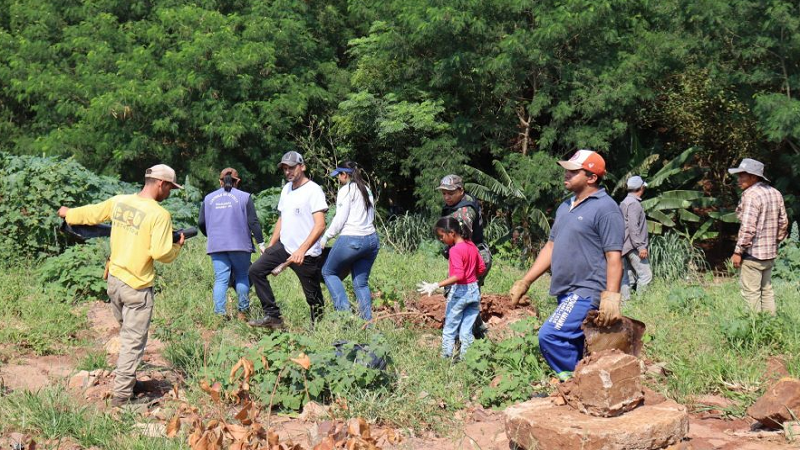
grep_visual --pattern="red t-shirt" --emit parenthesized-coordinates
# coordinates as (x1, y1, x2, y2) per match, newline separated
(448, 240, 486, 284)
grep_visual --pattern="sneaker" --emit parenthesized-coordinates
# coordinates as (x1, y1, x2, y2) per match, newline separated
(556, 371, 573, 382)
(247, 315, 284, 329)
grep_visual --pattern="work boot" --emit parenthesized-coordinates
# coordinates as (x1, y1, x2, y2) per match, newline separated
(247, 315, 284, 329)
(110, 395, 150, 408)
(132, 380, 147, 395)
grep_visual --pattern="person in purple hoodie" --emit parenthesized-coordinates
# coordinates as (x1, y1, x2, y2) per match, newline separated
(199, 168, 266, 320)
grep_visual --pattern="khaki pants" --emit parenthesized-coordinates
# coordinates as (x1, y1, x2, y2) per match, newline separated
(107, 275, 154, 399)
(739, 258, 776, 314)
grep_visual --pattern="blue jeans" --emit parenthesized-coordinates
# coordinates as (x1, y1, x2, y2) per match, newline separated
(538, 293, 597, 374)
(210, 251, 252, 315)
(322, 233, 380, 320)
(442, 282, 481, 359)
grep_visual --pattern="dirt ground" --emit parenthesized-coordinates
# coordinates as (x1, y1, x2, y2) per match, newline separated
(1, 300, 797, 449)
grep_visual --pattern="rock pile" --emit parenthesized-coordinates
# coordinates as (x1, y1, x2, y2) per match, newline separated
(505, 349, 689, 450)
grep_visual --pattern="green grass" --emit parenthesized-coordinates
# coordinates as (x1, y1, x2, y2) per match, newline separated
(2, 235, 800, 446)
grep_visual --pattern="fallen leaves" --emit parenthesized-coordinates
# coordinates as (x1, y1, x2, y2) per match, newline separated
(290, 353, 311, 371)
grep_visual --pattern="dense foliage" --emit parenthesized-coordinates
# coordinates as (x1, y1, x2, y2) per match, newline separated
(2, 0, 799, 254)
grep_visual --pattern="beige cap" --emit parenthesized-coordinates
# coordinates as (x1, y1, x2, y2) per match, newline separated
(145, 164, 183, 189)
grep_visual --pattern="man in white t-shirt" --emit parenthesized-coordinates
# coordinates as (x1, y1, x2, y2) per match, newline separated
(248, 151, 328, 329)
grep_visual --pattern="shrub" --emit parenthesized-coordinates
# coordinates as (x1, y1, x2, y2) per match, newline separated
(774, 222, 800, 282)
(0, 152, 200, 260)
(665, 285, 711, 312)
(203, 332, 393, 411)
(37, 240, 109, 303)
(719, 312, 791, 351)
(464, 317, 549, 407)
(252, 186, 283, 234)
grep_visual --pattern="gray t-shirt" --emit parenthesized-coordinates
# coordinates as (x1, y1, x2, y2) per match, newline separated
(549, 189, 624, 305)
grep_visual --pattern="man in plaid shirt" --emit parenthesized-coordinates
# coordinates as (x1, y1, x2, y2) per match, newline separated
(728, 158, 788, 314)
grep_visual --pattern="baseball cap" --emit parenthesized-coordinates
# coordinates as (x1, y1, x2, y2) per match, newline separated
(626, 176, 647, 190)
(145, 164, 182, 189)
(727, 158, 769, 181)
(436, 174, 464, 191)
(277, 151, 304, 168)
(558, 150, 606, 177)
(219, 167, 241, 181)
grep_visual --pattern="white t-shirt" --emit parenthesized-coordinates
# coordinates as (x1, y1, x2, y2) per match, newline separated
(323, 183, 376, 241)
(278, 180, 328, 256)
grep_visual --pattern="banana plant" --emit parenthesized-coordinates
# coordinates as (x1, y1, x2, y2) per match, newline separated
(462, 160, 551, 251)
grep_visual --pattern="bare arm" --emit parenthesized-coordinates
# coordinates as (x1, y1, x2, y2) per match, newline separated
(605, 250, 623, 293)
(521, 240, 554, 284)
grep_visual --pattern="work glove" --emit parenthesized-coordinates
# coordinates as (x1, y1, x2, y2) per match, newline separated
(509, 279, 532, 307)
(416, 281, 440, 297)
(594, 291, 622, 327)
(258, 242, 267, 254)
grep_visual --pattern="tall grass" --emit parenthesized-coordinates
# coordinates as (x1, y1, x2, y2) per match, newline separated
(649, 231, 709, 280)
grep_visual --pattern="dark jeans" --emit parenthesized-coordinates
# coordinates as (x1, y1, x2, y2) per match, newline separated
(248, 241, 324, 322)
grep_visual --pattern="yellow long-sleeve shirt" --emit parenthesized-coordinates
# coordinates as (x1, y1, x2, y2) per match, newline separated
(66, 194, 181, 289)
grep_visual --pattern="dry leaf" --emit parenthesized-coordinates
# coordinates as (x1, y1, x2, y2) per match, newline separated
(347, 418, 369, 439)
(313, 436, 335, 450)
(166, 414, 181, 438)
(224, 423, 249, 442)
(234, 401, 253, 425)
(268, 430, 280, 447)
(199, 380, 222, 403)
(290, 353, 311, 370)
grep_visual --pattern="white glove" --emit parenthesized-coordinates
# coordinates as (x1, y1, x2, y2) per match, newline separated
(258, 242, 267, 254)
(416, 281, 440, 297)
(319, 237, 328, 248)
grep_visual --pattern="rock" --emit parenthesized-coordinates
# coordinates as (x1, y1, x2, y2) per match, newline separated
(505, 397, 689, 450)
(747, 377, 800, 428)
(642, 387, 667, 406)
(693, 394, 734, 413)
(557, 349, 644, 417)
(582, 311, 646, 357)
(69, 370, 91, 389)
(104, 336, 120, 354)
(300, 401, 330, 422)
(646, 362, 668, 378)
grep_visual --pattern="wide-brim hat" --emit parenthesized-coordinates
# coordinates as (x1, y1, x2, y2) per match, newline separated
(728, 158, 768, 181)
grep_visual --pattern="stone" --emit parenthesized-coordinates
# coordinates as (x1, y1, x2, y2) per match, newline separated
(505, 397, 689, 450)
(693, 394, 734, 414)
(300, 401, 330, 422)
(747, 377, 800, 428)
(104, 336, 120, 354)
(642, 387, 667, 406)
(557, 349, 644, 417)
(69, 370, 91, 389)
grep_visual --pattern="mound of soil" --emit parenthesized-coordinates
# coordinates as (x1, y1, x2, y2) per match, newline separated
(411, 294, 537, 330)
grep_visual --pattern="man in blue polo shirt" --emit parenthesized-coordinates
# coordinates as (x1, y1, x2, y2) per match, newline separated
(509, 150, 624, 381)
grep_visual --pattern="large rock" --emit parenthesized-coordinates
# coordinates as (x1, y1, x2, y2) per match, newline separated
(505, 397, 689, 450)
(747, 377, 800, 428)
(558, 349, 644, 417)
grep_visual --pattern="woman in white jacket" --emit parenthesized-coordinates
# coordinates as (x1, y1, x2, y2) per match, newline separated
(320, 161, 380, 320)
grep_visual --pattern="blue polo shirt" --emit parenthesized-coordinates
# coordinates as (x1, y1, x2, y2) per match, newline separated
(548, 188, 624, 305)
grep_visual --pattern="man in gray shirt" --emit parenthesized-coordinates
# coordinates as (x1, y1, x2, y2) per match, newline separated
(619, 176, 652, 300)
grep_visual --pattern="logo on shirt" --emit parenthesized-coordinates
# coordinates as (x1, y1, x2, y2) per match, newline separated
(111, 203, 146, 234)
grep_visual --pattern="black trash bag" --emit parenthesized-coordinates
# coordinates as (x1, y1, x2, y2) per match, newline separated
(60, 220, 197, 243)
(332, 340, 388, 371)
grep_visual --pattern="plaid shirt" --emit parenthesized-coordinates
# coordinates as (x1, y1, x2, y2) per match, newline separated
(735, 181, 788, 260)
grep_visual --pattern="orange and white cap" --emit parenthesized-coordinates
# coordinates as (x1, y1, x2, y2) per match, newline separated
(558, 150, 606, 177)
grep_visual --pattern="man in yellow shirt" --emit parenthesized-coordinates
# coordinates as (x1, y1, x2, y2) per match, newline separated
(58, 164, 185, 407)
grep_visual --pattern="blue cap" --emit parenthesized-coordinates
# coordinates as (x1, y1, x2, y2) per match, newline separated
(329, 167, 354, 177)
